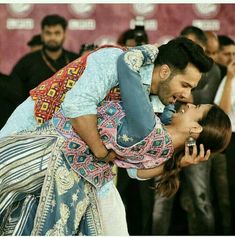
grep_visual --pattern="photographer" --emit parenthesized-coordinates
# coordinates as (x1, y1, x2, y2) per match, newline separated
(117, 23, 149, 47)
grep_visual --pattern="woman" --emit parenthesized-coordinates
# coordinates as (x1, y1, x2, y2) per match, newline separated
(0, 99, 231, 236)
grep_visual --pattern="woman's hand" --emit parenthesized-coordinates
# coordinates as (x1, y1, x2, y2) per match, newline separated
(180, 143, 211, 167)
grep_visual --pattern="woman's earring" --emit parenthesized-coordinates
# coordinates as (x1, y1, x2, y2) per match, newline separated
(186, 129, 196, 147)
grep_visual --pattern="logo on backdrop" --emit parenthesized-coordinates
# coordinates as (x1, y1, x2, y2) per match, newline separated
(132, 4, 156, 17)
(7, 4, 33, 17)
(68, 4, 96, 17)
(193, 4, 220, 18)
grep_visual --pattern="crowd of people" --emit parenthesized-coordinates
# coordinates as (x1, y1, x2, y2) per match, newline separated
(0, 13, 234, 236)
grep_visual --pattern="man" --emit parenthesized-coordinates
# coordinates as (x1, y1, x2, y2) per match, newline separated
(180, 26, 222, 104)
(11, 14, 78, 102)
(205, 31, 219, 61)
(214, 35, 235, 234)
(0, 37, 212, 235)
(1, 37, 212, 160)
(117, 29, 137, 47)
(217, 35, 235, 66)
(117, 28, 148, 48)
(152, 26, 222, 235)
(217, 35, 235, 79)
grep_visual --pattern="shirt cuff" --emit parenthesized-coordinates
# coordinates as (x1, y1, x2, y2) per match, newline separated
(62, 104, 97, 118)
(127, 168, 150, 181)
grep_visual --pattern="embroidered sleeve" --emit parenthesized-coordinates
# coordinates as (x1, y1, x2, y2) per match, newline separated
(123, 44, 159, 72)
(116, 45, 158, 146)
(96, 102, 174, 169)
(62, 48, 123, 118)
(101, 115, 174, 169)
(126, 168, 150, 180)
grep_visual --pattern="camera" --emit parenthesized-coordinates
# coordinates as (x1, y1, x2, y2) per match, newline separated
(133, 17, 148, 46)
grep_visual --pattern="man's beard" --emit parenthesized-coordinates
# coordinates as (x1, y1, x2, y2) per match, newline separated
(44, 43, 62, 52)
(157, 76, 173, 106)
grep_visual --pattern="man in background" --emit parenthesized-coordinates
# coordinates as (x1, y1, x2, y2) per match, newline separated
(152, 26, 228, 235)
(216, 35, 235, 79)
(11, 14, 78, 102)
(214, 35, 235, 234)
(205, 31, 219, 61)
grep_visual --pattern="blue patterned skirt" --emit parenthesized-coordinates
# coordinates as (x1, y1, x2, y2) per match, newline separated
(0, 125, 103, 235)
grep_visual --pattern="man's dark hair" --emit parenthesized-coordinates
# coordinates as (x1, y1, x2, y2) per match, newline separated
(218, 35, 235, 49)
(41, 14, 68, 30)
(117, 29, 135, 46)
(154, 37, 213, 73)
(180, 25, 208, 47)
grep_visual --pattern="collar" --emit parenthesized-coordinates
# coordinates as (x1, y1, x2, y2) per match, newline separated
(139, 64, 165, 113)
(139, 64, 154, 86)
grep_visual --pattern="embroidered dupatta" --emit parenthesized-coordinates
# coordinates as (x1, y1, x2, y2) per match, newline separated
(52, 101, 174, 189)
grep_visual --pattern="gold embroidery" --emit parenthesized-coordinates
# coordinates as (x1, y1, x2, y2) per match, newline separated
(142, 44, 159, 62)
(118, 134, 134, 142)
(55, 167, 74, 196)
(72, 193, 78, 202)
(47, 88, 56, 97)
(124, 49, 144, 72)
(74, 195, 90, 230)
(41, 102, 49, 111)
(45, 203, 70, 236)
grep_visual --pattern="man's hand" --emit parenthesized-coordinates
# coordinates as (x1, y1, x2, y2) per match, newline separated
(96, 149, 125, 163)
(96, 150, 116, 162)
(71, 115, 110, 158)
(180, 143, 211, 167)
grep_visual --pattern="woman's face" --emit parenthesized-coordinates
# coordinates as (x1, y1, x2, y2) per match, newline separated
(171, 103, 212, 128)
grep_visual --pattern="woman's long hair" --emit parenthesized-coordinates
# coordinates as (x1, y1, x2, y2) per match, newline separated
(156, 104, 232, 197)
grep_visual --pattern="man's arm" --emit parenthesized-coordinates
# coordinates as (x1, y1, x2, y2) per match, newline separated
(71, 115, 115, 159)
(117, 45, 159, 145)
(62, 48, 123, 161)
(72, 45, 157, 157)
(137, 164, 164, 179)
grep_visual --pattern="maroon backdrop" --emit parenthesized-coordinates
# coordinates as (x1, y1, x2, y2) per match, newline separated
(0, 3, 235, 74)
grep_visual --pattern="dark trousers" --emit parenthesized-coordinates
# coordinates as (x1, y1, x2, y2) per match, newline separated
(152, 161, 215, 235)
(117, 168, 154, 235)
(224, 132, 235, 234)
(211, 152, 231, 234)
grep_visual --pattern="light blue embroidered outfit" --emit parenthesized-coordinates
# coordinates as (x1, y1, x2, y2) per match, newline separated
(0, 45, 164, 235)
